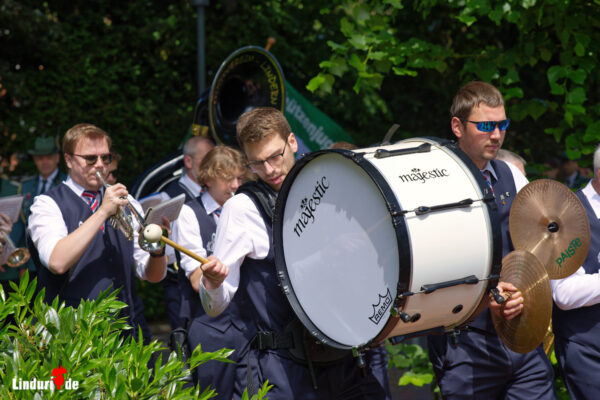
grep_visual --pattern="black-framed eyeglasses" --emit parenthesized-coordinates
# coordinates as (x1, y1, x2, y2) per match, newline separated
(246, 142, 288, 173)
(108, 168, 119, 179)
(460, 119, 510, 132)
(70, 153, 112, 165)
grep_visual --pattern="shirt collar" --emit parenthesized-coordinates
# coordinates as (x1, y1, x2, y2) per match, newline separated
(480, 161, 498, 181)
(180, 172, 202, 198)
(582, 179, 600, 219)
(65, 176, 103, 197)
(201, 191, 221, 215)
(39, 168, 59, 183)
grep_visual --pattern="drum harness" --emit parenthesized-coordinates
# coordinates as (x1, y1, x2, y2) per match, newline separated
(240, 180, 359, 393)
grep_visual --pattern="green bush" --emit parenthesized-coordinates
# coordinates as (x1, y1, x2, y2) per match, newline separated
(0, 272, 271, 399)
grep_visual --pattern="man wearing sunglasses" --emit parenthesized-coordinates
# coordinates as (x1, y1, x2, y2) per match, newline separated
(427, 82, 555, 399)
(28, 123, 167, 331)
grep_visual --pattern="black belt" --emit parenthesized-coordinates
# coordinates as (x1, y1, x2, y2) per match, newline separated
(251, 330, 295, 350)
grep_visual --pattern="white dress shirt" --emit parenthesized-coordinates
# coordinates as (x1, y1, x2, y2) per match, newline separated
(200, 192, 270, 316)
(160, 173, 203, 265)
(171, 192, 221, 278)
(551, 179, 600, 310)
(28, 176, 160, 280)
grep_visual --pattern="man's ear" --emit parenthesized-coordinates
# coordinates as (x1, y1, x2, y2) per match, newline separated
(288, 132, 299, 153)
(64, 153, 73, 169)
(451, 117, 464, 140)
(183, 154, 193, 170)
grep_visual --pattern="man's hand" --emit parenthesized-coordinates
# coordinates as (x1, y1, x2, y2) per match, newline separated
(0, 212, 12, 236)
(201, 255, 228, 290)
(489, 281, 523, 320)
(97, 183, 129, 219)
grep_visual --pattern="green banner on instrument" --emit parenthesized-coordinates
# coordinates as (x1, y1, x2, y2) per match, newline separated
(284, 82, 353, 153)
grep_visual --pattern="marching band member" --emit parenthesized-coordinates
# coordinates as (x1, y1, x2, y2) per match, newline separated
(199, 108, 389, 399)
(427, 82, 555, 399)
(552, 143, 600, 399)
(171, 145, 249, 398)
(160, 136, 214, 332)
(28, 123, 167, 329)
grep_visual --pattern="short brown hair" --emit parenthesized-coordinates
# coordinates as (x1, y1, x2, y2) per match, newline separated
(197, 145, 253, 185)
(450, 81, 504, 121)
(63, 123, 112, 155)
(236, 107, 291, 149)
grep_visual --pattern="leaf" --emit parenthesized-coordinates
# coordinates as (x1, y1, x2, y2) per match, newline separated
(564, 104, 586, 116)
(547, 65, 566, 85)
(503, 87, 524, 101)
(456, 14, 477, 26)
(306, 74, 326, 92)
(398, 371, 434, 387)
(566, 87, 586, 104)
(566, 69, 586, 85)
(502, 69, 520, 85)
(574, 42, 585, 57)
(348, 53, 366, 73)
(583, 121, 600, 142)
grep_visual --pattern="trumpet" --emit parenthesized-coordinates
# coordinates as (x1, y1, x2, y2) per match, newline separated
(95, 171, 164, 253)
(0, 231, 30, 268)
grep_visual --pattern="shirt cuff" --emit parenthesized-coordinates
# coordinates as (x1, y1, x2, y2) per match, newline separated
(199, 278, 228, 317)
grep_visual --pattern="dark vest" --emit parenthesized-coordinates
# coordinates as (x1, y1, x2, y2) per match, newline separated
(177, 194, 245, 332)
(34, 184, 136, 320)
(162, 179, 195, 202)
(234, 181, 295, 333)
(552, 189, 600, 353)
(469, 159, 518, 332)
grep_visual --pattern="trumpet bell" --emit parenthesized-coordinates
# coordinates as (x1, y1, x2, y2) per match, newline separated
(138, 225, 168, 253)
(1, 231, 31, 268)
(7, 248, 30, 268)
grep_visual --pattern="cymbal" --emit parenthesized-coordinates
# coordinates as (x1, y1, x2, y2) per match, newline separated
(492, 250, 552, 354)
(509, 179, 590, 279)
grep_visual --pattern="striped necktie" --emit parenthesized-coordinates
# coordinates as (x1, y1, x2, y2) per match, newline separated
(82, 190, 100, 213)
(213, 207, 222, 218)
(482, 171, 494, 194)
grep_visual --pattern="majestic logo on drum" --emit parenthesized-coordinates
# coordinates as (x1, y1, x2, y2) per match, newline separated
(398, 167, 449, 184)
(369, 289, 393, 325)
(293, 176, 329, 237)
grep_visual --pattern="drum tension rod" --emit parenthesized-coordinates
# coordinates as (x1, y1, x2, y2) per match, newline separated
(392, 198, 480, 217)
(398, 274, 500, 298)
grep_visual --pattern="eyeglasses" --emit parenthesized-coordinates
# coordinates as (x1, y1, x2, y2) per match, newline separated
(70, 153, 112, 165)
(108, 169, 119, 179)
(246, 142, 288, 173)
(461, 119, 510, 132)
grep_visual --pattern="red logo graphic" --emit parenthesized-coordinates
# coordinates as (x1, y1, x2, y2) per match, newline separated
(51, 366, 67, 390)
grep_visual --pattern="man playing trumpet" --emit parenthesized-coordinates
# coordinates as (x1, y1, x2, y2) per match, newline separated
(28, 123, 167, 329)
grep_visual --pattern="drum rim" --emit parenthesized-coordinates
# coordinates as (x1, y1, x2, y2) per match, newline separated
(274, 148, 412, 350)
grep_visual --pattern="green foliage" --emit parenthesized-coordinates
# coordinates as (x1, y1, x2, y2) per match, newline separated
(386, 342, 440, 398)
(0, 272, 269, 399)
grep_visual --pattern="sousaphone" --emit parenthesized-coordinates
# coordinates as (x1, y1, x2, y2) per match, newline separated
(132, 45, 285, 199)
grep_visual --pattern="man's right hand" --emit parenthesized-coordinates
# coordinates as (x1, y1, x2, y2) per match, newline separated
(97, 183, 129, 219)
(201, 255, 229, 290)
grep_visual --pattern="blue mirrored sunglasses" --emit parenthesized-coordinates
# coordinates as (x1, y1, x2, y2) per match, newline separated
(462, 119, 510, 132)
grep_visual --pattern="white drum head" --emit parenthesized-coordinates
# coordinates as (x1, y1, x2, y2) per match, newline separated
(275, 151, 403, 349)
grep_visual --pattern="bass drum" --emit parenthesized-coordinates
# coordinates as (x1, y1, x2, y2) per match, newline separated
(274, 137, 501, 349)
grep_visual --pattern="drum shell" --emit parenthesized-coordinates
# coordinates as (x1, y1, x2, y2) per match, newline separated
(274, 137, 501, 349)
